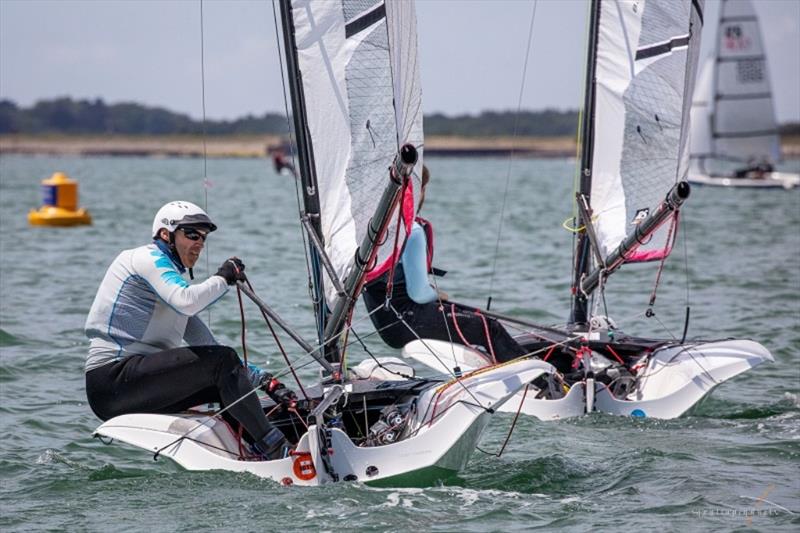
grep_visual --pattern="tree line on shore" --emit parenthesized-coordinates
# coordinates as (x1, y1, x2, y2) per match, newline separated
(0, 97, 579, 137)
(1, 97, 798, 138)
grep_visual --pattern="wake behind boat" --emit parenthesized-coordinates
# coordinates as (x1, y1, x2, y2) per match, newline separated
(93, 0, 542, 485)
(688, 0, 799, 189)
(403, 0, 773, 420)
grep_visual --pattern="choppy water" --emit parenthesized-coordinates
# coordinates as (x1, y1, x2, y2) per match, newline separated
(1, 154, 798, 531)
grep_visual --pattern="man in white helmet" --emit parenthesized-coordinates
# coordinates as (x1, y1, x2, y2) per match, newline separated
(84, 201, 295, 460)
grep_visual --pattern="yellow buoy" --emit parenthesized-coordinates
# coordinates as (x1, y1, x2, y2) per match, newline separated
(28, 172, 92, 226)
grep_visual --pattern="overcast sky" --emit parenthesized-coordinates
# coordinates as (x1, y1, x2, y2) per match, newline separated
(1, 0, 798, 122)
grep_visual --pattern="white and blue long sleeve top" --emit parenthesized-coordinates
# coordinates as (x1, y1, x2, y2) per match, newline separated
(84, 241, 228, 372)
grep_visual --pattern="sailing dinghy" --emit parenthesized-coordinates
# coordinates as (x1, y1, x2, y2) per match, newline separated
(94, 0, 547, 486)
(688, 0, 799, 189)
(404, 0, 773, 420)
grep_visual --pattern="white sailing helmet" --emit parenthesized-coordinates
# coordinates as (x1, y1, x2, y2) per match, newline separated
(152, 201, 217, 238)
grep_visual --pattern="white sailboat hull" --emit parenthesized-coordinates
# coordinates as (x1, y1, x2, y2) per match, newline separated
(93, 357, 546, 486)
(688, 171, 800, 190)
(402, 338, 773, 420)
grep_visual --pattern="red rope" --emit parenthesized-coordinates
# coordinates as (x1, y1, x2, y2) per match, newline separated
(543, 344, 557, 362)
(237, 425, 246, 459)
(384, 178, 410, 302)
(450, 303, 479, 353)
(245, 279, 309, 401)
(573, 344, 592, 369)
(648, 212, 680, 307)
(473, 309, 497, 364)
(605, 344, 625, 365)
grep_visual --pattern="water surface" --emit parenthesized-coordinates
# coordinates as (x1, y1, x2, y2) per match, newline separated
(1, 154, 798, 531)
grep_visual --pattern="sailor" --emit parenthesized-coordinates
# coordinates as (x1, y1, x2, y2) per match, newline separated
(363, 167, 528, 363)
(84, 201, 296, 460)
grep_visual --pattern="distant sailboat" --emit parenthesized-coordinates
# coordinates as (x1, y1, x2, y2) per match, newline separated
(689, 0, 799, 189)
(404, 0, 773, 420)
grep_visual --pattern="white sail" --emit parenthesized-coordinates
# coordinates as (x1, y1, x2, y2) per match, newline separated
(590, 0, 702, 260)
(290, 0, 424, 306)
(708, 0, 780, 164)
(689, 56, 714, 165)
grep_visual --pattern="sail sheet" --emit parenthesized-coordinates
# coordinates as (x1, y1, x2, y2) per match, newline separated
(708, 0, 780, 164)
(589, 0, 703, 260)
(289, 0, 424, 306)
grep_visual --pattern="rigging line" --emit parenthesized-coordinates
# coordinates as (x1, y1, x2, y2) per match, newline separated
(389, 301, 488, 408)
(570, 0, 594, 315)
(153, 382, 268, 458)
(681, 205, 692, 342)
(265, 303, 392, 380)
(349, 328, 418, 380)
(485, 0, 539, 310)
(477, 384, 529, 457)
(429, 273, 458, 368)
(244, 278, 309, 400)
(199, 0, 212, 328)
(270, 0, 316, 316)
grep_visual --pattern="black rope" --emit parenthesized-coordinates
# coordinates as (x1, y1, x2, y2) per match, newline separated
(680, 202, 692, 343)
(198, 0, 212, 328)
(486, 0, 539, 309)
(350, 328, 420, 380)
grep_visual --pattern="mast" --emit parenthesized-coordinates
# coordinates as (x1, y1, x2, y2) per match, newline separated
(278, 0, 328, 350)
(323, 145, 418, 349)
(569, 0, 602, 328)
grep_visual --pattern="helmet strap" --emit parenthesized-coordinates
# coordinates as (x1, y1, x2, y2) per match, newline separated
(170, 230, 193, 279)
(154, 232, 187, 274)
(168, 231, 184, 265)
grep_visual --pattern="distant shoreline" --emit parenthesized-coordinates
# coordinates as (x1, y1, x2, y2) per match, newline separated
(0, 134, 577, 158)
(1, 134, 798, 159)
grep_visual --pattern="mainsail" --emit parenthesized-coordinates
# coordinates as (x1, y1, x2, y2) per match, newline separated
(590, 0, 702, 258)
(689, 0, 780, 167)
(571, 0, 703, 324)
(285, 0, 424, 313)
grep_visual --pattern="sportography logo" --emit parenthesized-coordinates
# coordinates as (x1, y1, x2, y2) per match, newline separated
(691, 485, 797, 525)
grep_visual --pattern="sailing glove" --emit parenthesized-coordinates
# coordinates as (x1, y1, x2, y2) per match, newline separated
(216, 257, 246, 285)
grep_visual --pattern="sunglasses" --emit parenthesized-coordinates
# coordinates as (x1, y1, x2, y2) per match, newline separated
(181, 228, 209, 242)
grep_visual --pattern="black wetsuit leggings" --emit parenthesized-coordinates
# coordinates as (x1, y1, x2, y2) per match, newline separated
(85, 345, 272, 442)
(363, 286, 528, 363)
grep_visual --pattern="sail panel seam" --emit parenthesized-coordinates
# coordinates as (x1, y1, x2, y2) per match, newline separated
(720, 16, 757, 23)
(716, 92, 772, 101)
(713, 130, 779, 138)
(717, 55, 765, 62)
